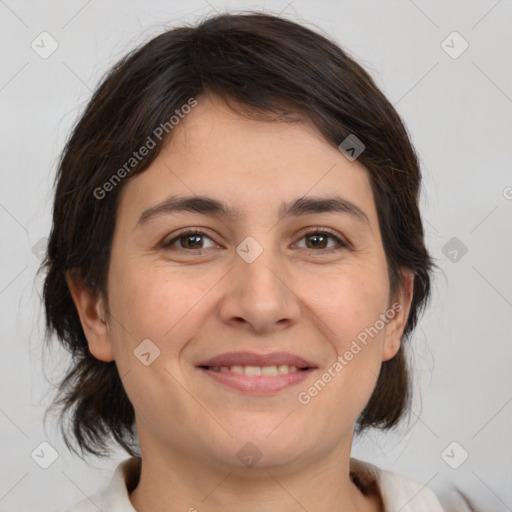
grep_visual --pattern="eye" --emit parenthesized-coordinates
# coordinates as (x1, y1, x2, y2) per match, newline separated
(163, 229, 218, 251)
(162, 227, 350, 254)
(295, 228, 349, 252)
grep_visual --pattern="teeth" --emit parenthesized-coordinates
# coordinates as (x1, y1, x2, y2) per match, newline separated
(209, 365, 301, 375)
(245, 366, 261, 376)
(231, 365, 244, 375)
(262, 366, 278, 376)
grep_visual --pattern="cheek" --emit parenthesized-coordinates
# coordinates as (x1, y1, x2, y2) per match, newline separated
(309, 264, 390, 346)
(105, 266, 212, 429)
(107, 260, 219, 361)
(296, 266, 390, 422)
(111, 258, 175, 331)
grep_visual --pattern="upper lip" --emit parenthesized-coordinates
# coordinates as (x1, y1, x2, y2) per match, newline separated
(197, 351, 318, 369)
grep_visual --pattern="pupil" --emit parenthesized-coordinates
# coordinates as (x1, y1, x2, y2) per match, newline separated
(185, 235, 202, 249)
(309, 234, 326, 248)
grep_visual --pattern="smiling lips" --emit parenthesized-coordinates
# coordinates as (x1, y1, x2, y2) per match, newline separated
(197, 351, 318, 394)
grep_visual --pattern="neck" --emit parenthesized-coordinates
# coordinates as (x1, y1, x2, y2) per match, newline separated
(129, 436, 382, 512)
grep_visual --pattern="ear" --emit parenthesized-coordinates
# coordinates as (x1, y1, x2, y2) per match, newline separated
(66, 270, 115, 362)
(381, 270, 415, 362)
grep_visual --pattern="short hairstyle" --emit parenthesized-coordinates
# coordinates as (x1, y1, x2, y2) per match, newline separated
(40, 11, 436, 457)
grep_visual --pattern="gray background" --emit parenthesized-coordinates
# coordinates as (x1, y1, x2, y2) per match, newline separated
(0, 0, 511, 511)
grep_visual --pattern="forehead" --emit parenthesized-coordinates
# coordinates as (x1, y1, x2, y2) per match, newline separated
(117, 95, 378, 228)
(168, 95, 332, 161)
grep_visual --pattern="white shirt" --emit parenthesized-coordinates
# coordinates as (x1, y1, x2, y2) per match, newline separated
(67, 456, 445, 511)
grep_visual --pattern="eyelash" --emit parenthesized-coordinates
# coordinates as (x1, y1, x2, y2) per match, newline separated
(162, 227, 350, 254)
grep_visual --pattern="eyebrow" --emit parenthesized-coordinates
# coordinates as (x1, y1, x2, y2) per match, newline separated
(135, 194, 371, 229)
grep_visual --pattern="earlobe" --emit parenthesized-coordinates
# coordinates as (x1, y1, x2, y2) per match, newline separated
(65, 270, 115, 362)
(382, 271, 415, 362)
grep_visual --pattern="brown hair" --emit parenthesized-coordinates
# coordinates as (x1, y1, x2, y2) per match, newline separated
(39, 11, 436, 457)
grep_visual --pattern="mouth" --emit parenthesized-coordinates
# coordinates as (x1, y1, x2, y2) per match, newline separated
(196, 351, 318, 395)
(201, 364, 310, 375)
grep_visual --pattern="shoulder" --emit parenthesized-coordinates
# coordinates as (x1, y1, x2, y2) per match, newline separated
(350, 458, 445, 512)
(65, 457, 141, 512)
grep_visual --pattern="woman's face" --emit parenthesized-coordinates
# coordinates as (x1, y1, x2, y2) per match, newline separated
(80, 94, 413, 471)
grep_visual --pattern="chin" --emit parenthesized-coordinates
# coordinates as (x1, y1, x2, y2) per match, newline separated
(223, 427, 315, 471)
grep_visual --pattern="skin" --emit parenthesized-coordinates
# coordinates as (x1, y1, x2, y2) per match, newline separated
(68, 93, 414, 512)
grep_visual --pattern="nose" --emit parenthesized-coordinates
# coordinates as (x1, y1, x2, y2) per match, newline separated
(217, 244, 301, 335)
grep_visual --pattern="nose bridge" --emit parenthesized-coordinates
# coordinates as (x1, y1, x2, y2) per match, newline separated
(241, 249, 283, 298)
(237, 234, 286, 305)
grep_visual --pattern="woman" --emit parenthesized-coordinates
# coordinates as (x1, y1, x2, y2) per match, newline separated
(41, 11, 444, 511)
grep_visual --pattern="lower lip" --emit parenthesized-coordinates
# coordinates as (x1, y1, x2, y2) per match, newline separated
(198, 367, 315, 394)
